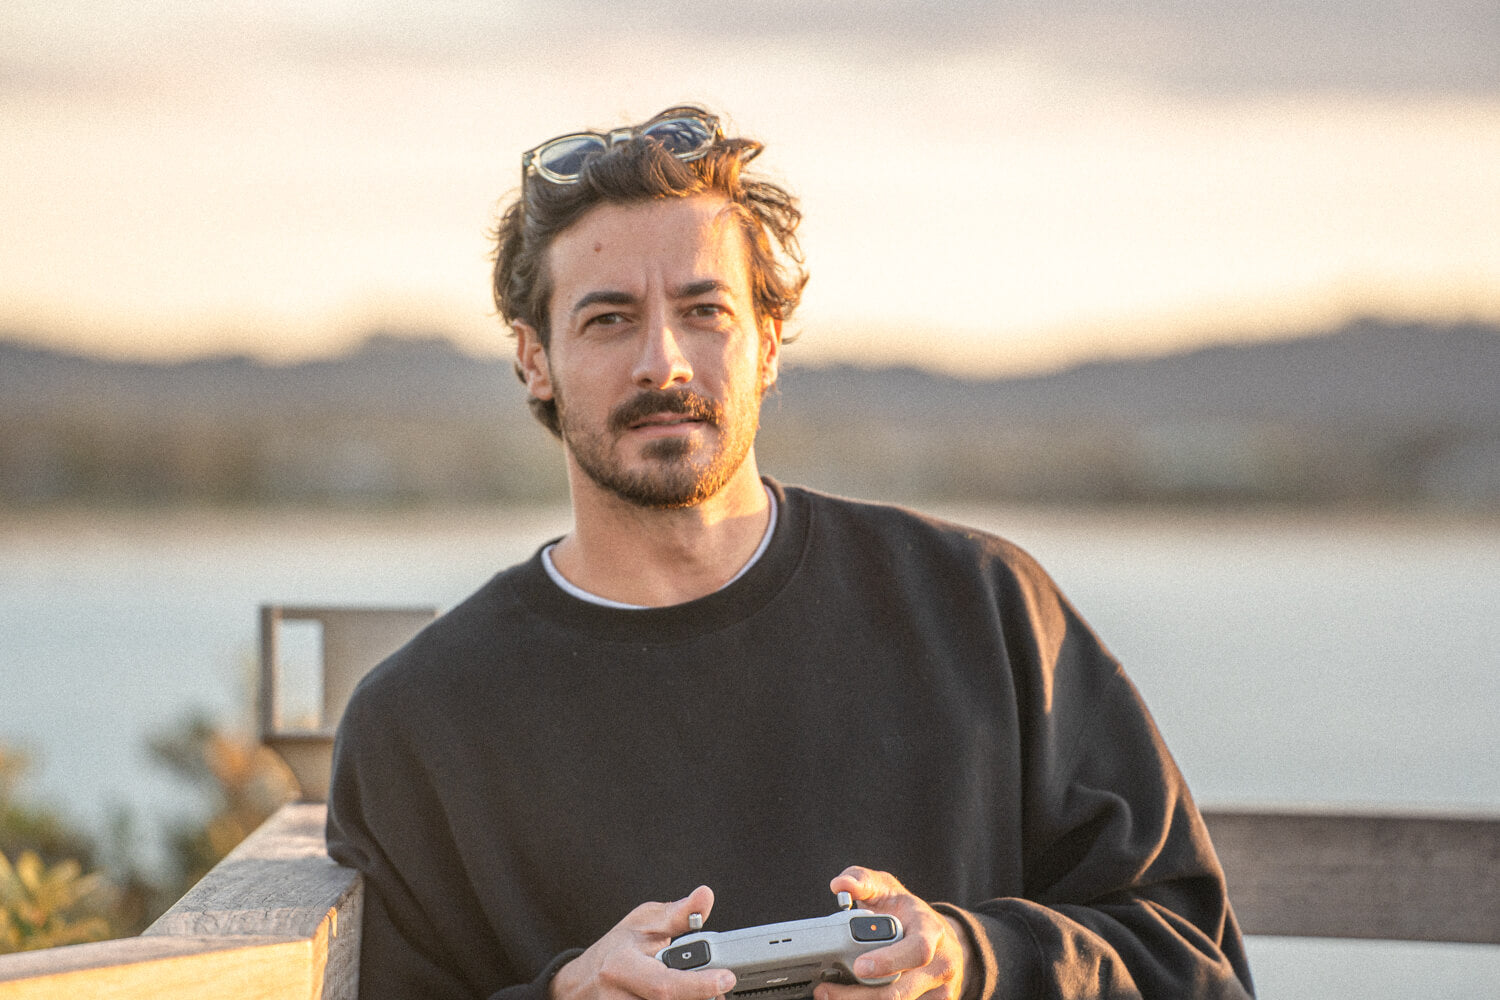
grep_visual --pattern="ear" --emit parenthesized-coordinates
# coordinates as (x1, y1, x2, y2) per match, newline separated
(514, 320, 555, 401)
(759, 317, 783, 390)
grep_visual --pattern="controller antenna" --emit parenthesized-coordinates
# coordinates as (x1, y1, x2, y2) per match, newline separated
(836, 891, 853, 911)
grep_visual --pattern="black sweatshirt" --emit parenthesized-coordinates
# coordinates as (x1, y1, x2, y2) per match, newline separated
(327, 480, 1255, 998)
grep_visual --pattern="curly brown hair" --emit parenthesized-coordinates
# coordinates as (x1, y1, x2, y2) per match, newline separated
(492, 123, 808, 436)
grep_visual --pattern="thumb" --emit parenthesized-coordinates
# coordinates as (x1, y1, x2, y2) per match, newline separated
(665, 884, 716, 936)
(831, 866, 903, 906)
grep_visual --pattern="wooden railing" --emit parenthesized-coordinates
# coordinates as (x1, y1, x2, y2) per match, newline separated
(0, 804, 359, 999)
(1206, 806, 1500, 944)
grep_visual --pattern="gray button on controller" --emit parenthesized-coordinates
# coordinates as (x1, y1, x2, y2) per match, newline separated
(663, 939, 712, 970)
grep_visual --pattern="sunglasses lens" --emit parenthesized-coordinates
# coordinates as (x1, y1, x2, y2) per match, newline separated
(536, 135, 606, 179)
(641, 117, 714, 156)
(527, 113, 715, 189)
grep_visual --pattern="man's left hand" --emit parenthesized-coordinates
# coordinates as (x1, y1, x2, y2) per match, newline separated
(819, 867, 975, 1000)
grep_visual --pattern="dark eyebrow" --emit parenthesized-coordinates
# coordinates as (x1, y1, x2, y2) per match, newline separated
(675, 279, 732, 299)
(570, 290, 637, 318)
(571, 281, 733, 319)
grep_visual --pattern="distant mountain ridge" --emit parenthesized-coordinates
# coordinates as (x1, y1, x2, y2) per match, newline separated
(5, 317, 1496, 427)
(2, 318, 1498, 508)
(778, 317, 1500, 430)
(0, 332, 525, 420)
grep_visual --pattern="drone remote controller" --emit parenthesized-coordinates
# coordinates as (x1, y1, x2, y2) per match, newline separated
(657, 891, 903, 999)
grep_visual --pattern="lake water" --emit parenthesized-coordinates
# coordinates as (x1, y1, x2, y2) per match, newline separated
(2, 501, 1498, 995)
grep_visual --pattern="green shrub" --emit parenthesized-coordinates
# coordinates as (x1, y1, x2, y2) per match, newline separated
(0, 719, 294, 954)
(0, 847, 112, 952)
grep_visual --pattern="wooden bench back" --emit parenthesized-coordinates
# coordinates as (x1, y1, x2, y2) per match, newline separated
(1204, 807, 1500, 944)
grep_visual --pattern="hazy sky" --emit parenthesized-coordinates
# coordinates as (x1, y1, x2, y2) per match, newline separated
(3, 1, 1497, 372)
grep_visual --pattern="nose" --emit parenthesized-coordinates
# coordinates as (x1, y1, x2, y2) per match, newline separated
(632, 313, 693, 389)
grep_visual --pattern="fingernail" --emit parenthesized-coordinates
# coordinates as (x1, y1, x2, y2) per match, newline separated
(717, 973, 736, 994)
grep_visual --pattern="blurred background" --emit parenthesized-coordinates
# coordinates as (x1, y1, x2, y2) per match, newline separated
(4, 0, 1497, 367)
(2, 1, 1498, 994)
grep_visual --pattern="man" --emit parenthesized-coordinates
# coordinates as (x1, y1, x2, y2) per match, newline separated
(327, 106, 1256, 1000)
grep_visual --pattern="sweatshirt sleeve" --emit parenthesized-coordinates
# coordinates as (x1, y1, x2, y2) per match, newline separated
(955, 552, 1256, 998)
(325, 676, 582, 1000)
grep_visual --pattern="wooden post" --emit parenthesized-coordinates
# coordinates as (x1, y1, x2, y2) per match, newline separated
(259, 605, 437, 801)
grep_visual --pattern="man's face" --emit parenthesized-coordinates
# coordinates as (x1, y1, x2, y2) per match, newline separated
(516, 195, 780, 509)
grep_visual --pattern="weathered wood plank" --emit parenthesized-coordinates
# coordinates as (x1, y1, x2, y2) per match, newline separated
(0, 936, 313, 999)
(0, 803, 362, 1000)
(145, 803, 359, 942)
(1203, 808, 1500, 943)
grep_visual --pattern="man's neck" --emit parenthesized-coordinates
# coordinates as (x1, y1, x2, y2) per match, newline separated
(549, 457, 773, 607)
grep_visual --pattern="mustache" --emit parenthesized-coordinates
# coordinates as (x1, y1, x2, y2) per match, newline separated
(609, 388, 723, 433)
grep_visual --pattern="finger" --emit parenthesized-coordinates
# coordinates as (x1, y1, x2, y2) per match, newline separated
(631, 885, 717, 940)
(815, 976, 906, 1000)
(830, 866, 906, 907)
(601, 946, 736, 1000)
(861, 902, 961, 980)
(819, 943, 951, 1000)
(853, 915, 965, 1000)
(666, 884, 716, 935)
(851, 934, 934, 982)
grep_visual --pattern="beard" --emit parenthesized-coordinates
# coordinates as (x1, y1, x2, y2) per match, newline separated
(556, 381, 763, 509)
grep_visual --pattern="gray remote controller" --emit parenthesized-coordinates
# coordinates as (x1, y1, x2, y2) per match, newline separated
(656, 892, 903, 998)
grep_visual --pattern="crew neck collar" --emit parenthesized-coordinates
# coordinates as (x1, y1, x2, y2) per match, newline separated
(509, 478, 807, 644)
(541, 485, 779, 609)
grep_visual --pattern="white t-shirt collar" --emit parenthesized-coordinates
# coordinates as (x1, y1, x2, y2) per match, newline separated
(541, 485, 778, 610)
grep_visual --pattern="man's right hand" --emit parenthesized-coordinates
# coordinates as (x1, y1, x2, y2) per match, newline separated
(549, 885, 736, 1000)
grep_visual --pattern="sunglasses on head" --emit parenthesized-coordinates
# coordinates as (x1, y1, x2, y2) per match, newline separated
(521, 105, 747, 190)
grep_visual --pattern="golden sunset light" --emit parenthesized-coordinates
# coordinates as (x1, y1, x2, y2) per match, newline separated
(5, 7, 1500, 994)
(2, 2, 1497, 372)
